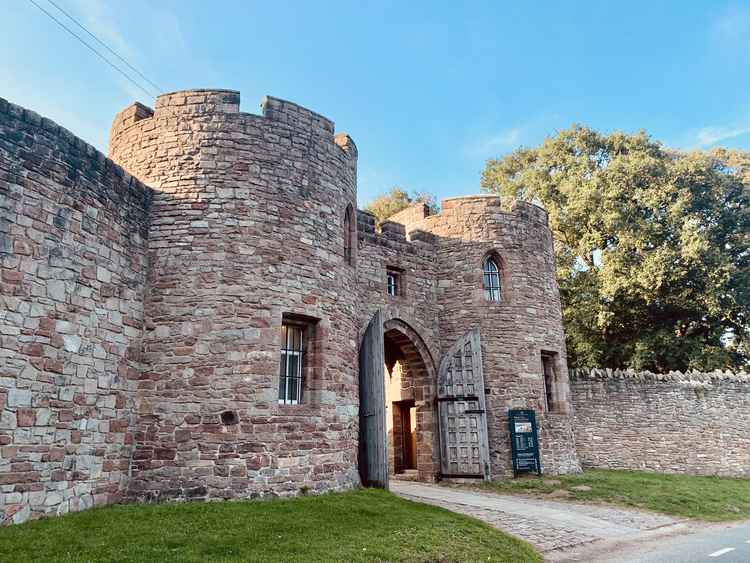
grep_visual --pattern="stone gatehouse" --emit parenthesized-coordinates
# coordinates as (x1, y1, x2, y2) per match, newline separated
(0, 89, 580, 524)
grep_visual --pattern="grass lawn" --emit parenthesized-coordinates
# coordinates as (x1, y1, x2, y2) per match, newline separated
(478, 469, 750, 522)
(0, 488, 540, 562)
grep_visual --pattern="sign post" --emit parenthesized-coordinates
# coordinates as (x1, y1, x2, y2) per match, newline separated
(508, 409, 541, 476)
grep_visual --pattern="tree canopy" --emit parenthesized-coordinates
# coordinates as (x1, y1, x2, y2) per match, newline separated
(481, 125, 750, 371)
(365, 188, 439, 224)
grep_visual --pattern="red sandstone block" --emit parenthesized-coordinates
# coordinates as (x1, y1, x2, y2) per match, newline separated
(45, 359, 64, 374)
(0, 471, 39, 485)
(16, 408, 35, 427)
(1, 270, 23, 283)
(22, 343, 43, 357)
(11, 462, 33, 472)
(13, 240, 31, 255)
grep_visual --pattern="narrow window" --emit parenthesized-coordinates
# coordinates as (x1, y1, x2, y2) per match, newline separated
(482, 257, 502, 302)
(386, 267, 403, 297)
(279, 323, 305, 405)
(541, 352, 557, 412)
(387, 272, 398, 296)
(344, 205, 354, 265)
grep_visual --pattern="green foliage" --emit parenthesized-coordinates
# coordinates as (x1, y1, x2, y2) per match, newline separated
(482, 125, 750, 371)
(365, 187, 439, 223)
(480, 469, 750, 522)
(0, 489, 540, 562)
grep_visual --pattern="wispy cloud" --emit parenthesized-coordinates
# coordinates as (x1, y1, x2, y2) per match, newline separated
(693, 123, 750, 147)
(67, 0, 186, 97)
(70, 0, 138, 60)
(463, 127, 526, 159)
(462, 111, 562, 161)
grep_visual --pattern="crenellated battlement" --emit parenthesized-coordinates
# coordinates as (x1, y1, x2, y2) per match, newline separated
(108, 89, 353, 164)
(384, 195, 550, 246)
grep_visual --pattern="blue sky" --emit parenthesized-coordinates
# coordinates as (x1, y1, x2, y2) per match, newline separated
(2, 1, 750, 206)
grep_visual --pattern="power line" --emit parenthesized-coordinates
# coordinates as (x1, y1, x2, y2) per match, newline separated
(27, 0, 157, 98)
(46, 0, 162, 93)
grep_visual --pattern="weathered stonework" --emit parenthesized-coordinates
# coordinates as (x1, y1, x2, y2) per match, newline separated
(1, 89, 579, 524)
(0, 97, 151, 524)
(570, 369, 750, 477)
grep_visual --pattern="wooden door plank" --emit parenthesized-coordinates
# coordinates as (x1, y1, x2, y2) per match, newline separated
(437, 328, 491, 479)
(358, 310, 388, 488)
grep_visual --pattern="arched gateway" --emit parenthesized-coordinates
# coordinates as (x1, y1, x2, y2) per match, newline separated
(358, 311, 490, 486)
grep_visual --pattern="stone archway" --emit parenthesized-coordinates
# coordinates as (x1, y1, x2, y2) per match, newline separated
(382, 318, 439, 482)
(358, 313, 440, 486)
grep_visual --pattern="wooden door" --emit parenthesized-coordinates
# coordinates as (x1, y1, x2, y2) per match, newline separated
(358, 310, 388, 488)
(399, 401, 416, 470)
(437, 329, 491, 479)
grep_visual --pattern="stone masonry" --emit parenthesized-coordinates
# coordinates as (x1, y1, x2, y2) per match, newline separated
(1, 89, 579, 524)
(0, 97, 151, 524)
(570, 368, 750, 477)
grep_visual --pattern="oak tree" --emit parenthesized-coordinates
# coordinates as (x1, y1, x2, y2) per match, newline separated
(481, 125, 750, 371)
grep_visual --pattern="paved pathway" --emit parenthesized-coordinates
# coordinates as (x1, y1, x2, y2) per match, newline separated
(389, 481, 682, 555)
(591, 521, 750, 563)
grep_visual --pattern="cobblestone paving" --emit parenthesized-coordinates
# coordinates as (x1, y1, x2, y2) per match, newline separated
(398, 493, 600, 552)
(391, 481, 680, 553)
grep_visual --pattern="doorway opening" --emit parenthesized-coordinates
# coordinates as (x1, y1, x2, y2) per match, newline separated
(383, 321, 438, 481)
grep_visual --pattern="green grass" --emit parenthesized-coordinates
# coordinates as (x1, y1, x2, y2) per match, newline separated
(0, 488, 541, 562)
(478, 469, 750, 522)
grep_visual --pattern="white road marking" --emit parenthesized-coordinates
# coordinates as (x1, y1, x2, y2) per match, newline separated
(709, 548, 736, 557)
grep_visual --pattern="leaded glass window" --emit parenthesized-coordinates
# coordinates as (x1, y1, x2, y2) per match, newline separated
(482, 257, 501, 302)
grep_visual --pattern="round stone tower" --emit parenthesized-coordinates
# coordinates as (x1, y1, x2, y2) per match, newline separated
(109, 90, 361, 500)
(407, 195, 580, 476)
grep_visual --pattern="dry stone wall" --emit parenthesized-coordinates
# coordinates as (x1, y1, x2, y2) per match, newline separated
(0, 97, 151, 524)
(570, 369, 750, 477)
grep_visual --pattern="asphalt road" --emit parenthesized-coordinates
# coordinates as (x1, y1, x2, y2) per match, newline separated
(601, 521, 750, 563)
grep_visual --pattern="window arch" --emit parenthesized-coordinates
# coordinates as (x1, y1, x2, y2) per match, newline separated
(344, 204, 355, 266)
(482, 256, 502, 302)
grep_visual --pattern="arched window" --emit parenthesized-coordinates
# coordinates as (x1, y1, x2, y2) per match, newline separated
(344, 205, 354, 265)
(482, 256, 501, 302)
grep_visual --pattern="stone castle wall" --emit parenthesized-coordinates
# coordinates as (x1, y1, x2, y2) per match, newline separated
(570, 369, 750, 477)
(109, 90, 362, 501)
(1, 88, 579, 524)
(0, 97, 151, 524)
(8, 88, 749, 528)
